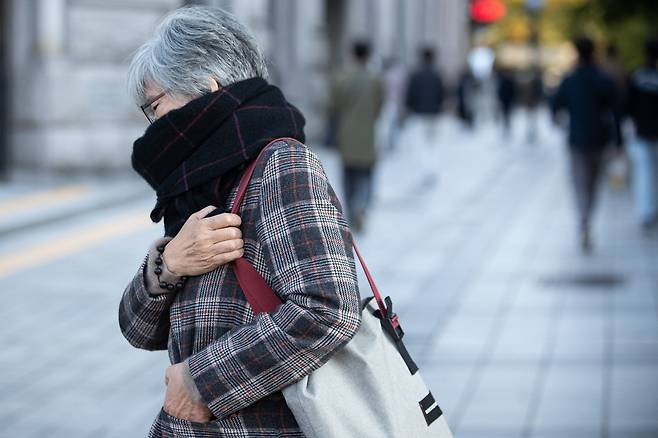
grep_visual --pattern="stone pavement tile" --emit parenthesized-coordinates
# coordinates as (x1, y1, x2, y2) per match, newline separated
(374, 274, 425, 312)
(0, 423, 93, 438)
(483, 251, 528, 277)
(552, 335, 605, 364)
(560, 292, 610, 317)
(509, 284, 560, 313)
(423, 314, 498, 364)
(6, 352, 166, 437)
(4, 392, 105, 437)
(456, 364, 537, 436)
(610, 428, 658, 438)
(557, 312, 607, 341)
(532, 364, 604, 433)
(613, 280, 657, 311)
(0, 400, 31, 430)
(529, 429, 601, 438)
(552, 313, 606, 363)
(418, 363, 474, 429)
(489, 314, 551, 363)
(457, 282, 512, 316)
(609, 364, 658, 431)
(614, 308, 658, 364)
(613, 341, 658, 365)
(399, 302, 453, 339)
(456, 431, 520, 438)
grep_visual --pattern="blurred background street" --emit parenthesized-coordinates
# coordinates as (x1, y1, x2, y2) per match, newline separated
(2, 111, 657, 437)
(1, 0, 657, 437)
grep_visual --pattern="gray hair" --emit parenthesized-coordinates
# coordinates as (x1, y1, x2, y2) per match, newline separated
(127, 6, 269, 105)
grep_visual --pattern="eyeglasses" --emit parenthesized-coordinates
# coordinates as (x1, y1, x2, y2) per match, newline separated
(139, 91, 166, 124)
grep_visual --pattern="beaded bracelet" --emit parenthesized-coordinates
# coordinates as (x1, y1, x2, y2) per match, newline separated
(154, 244, 188, 292)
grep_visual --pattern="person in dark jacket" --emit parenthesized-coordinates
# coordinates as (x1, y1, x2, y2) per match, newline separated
(405, 47, 445, 188)
(551, 36, 622, 253)
(627, 38, 658, 230)
(120, 7, 361, 437)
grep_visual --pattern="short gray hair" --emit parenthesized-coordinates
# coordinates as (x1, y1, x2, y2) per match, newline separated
(127, 6, 269, 105)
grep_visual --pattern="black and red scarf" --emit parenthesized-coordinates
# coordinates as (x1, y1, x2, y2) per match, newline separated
(131, 77, 305, 236)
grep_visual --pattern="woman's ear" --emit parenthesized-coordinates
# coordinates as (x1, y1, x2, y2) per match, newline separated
(208, 77, 220, 92)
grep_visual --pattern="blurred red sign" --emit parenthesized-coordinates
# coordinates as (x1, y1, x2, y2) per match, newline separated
(470, 0, 507, 23)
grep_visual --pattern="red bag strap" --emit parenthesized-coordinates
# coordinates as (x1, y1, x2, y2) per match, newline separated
(230, 138, 389, 320)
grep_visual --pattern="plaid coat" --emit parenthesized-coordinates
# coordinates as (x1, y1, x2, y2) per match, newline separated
(119, 139, 362, 437)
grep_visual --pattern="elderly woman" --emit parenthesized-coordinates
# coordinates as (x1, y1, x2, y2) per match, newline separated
(118, 6, 361, 437)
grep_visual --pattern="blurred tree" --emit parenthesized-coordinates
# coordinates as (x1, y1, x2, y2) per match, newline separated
(487, 0, 656, 69)
(564, 0, 657, 68)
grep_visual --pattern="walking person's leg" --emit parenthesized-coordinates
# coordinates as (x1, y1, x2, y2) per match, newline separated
(386, 106, 402, 152)
(361, 165, 374, 213)
(343, 165, 358, 227)
(423, 116, 432, 145)
(570, 149, 593, 252)
(527, 107, 537, 144)
(584, 151, 604, 221)
(389, 114, 400, 152)
(417, 115, 438, 189)
(502, 105, 512, 137)
(582, 150, 604, 252)
(345, 165, 371, 232)
(350, 167, 373, 232)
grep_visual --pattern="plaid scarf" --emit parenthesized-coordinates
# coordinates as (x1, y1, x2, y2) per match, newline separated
(131, 77, 306, 236)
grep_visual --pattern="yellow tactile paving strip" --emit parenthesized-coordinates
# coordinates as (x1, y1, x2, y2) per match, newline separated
(0, 211, 153, 278)
(0, 185, 89, 218)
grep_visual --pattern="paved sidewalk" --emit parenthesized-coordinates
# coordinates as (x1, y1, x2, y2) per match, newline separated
(0, 172, 150, 237)
(0, 113, 656, 437)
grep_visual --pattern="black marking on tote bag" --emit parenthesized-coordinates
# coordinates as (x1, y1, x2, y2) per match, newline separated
(419, 392, 442, 426)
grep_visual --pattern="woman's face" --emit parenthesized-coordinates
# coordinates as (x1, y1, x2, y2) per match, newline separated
(143, 78, 221, 122)
(143, 83, 191, 122)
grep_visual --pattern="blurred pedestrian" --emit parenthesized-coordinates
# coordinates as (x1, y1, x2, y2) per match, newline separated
(405, 47, 445, 189)
(329, 41, 383, 231)
(627, 37, 658, 231)
(551, 36, 623, 253)
(121, 7, 361, 436)
(496, 64, 517, 138)
(406, 47, 445, 141)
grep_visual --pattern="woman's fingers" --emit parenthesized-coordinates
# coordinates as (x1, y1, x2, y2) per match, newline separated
(211, 238, 244, 254)
(203, 213, 241, 230)
(193, 205, 217, 220)
(208, 226, 242, 244)
(211, 248, 244, 266)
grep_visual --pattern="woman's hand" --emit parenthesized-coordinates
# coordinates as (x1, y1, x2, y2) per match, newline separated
(164, 362, 212, 422)
(163, 206, 244, 277)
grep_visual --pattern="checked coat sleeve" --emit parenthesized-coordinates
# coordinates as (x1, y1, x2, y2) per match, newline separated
(118, 241, 176, 351)
(187, 145, 362, 419)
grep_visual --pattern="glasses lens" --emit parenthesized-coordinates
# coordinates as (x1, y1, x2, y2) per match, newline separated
(141, 106, 154, 124)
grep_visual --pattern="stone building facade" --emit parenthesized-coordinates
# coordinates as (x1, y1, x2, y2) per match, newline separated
(3, 0, 468, 172)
